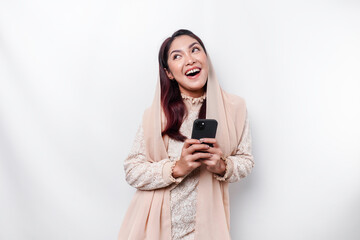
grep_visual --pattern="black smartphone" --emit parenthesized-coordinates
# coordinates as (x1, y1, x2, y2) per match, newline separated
(191, 119, 218, 147)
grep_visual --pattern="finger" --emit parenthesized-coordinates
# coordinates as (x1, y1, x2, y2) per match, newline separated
(199, 138, 217, 145)
(183, 139, 201, 149)
(201, 159, 216, 167)
(199, 138, 221, 153)
(201, 147, 218, 154)
(187, 143, 211, 154)
(191, 152, 213, 161)
(191, 161, 202, 169)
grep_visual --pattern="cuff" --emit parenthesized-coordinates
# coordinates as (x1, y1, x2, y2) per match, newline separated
(162, 159, 185, 185)
(213, 157, 234, 182)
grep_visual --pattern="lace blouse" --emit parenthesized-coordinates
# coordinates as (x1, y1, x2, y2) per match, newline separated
(123, 93, 254, 240)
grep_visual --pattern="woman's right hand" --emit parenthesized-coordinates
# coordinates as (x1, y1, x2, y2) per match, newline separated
(172, 139, 212, 178)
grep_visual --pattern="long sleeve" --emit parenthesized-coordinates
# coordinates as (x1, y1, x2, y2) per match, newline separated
(123, 124, 184, 190)
(214, 111, 255, 183)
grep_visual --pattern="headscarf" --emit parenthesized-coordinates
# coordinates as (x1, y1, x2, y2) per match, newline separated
(118, 55, 247, 240)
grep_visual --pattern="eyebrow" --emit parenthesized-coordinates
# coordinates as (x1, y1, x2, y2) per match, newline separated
(170, 42, 199, 56)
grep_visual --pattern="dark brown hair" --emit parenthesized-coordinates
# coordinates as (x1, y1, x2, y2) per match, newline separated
(158, 29, 207, 141)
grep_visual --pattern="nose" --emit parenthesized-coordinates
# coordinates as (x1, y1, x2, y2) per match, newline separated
(185, 54, 196, 65)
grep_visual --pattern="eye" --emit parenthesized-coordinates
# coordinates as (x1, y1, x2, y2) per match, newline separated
(192, 47, 200, 53)
(173, 54, 181, 60)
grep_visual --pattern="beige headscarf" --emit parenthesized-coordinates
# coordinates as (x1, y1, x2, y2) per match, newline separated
(118, 56, 247, 240)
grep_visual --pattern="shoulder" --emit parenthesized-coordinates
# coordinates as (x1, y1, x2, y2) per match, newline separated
(142, 105, 167, 131)
(221, 90, 247, 125)
(221, 90, 248, 137)
(222, 90, 247, 110)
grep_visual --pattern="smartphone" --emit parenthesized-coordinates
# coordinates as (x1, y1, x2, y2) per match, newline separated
(191, 119, 218, 147)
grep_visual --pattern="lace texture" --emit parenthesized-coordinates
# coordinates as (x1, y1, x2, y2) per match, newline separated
(123, 126, 172, 190)
(168, 106, 202, 240)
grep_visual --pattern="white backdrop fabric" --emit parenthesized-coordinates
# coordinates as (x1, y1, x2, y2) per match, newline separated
(1, 0, 360, 239)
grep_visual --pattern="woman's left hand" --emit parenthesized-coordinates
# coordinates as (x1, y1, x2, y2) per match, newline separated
(199, 138, 226, 176)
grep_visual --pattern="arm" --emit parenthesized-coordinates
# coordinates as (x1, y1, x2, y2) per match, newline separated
(123, 125, 184, 190)
(214, 112, 255, 182)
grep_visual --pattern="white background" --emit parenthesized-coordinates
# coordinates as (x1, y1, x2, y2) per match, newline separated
(1, 0, 359, 239)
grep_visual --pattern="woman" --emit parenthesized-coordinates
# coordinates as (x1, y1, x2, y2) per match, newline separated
(118, 29, 254, 240)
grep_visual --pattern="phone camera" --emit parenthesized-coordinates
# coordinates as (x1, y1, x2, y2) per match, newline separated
(196, 121, 205, 130)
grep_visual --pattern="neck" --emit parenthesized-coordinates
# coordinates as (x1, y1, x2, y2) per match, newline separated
(179, 89, 205, 98)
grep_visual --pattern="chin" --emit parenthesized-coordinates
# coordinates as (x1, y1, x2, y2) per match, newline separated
(190, 78, 206, 87)
(177, 76, 207, 94)
(188, 83, 206, 92)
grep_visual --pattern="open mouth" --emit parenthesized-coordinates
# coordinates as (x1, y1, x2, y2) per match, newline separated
(185, 67, 201, 78)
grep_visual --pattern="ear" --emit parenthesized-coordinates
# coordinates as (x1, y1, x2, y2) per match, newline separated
(164, 68, 174, 80)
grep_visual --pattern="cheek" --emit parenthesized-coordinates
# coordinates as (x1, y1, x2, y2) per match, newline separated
(201, 59, 209, 75)
(170, 63, 184, 76)
(202, 55, 208, 66)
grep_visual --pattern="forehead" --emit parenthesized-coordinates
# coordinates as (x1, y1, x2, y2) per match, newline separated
(169, 35, 199, 52)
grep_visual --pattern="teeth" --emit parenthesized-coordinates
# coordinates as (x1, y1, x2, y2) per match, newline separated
(186, 68, 200, 75)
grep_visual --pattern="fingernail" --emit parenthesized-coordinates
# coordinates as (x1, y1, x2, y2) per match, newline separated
(199, 138, 204, 143)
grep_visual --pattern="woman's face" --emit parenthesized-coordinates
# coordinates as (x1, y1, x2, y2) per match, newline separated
(166, 35, 209, 98)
